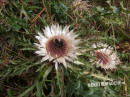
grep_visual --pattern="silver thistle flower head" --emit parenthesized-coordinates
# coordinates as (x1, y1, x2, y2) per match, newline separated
(91, 43, 121, 70)
(34, 24, 80, 70)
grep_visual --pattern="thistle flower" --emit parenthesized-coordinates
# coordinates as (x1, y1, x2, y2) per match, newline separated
(91, 43, 120, 70)
(72, 0, 91, 14)
(34, 24, 80, 70)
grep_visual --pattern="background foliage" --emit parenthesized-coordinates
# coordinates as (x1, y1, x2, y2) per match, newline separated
(0, 0, 129, 97)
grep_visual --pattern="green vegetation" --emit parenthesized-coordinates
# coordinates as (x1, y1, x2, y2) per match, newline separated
(0, 0, 129, 97)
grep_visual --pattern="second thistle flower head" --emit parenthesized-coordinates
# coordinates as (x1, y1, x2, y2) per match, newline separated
(91, 43, 121, 70)
(34, 24, 80, 70)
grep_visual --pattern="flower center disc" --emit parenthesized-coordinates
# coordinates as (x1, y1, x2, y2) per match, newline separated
(46, 36, 69, 58)
(95, 51, 110, 66)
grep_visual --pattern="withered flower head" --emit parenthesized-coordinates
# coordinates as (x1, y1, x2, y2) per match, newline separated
(72, 0, 91, 13)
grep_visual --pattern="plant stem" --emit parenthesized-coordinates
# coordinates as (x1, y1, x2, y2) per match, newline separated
(51, 69, 54, 97)
(60, 67, 65, 97)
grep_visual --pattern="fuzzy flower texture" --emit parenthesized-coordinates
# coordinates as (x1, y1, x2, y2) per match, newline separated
(91, 43, 120, 70)
(72, 0, 91, 13)
(34, 24, 80, 70)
